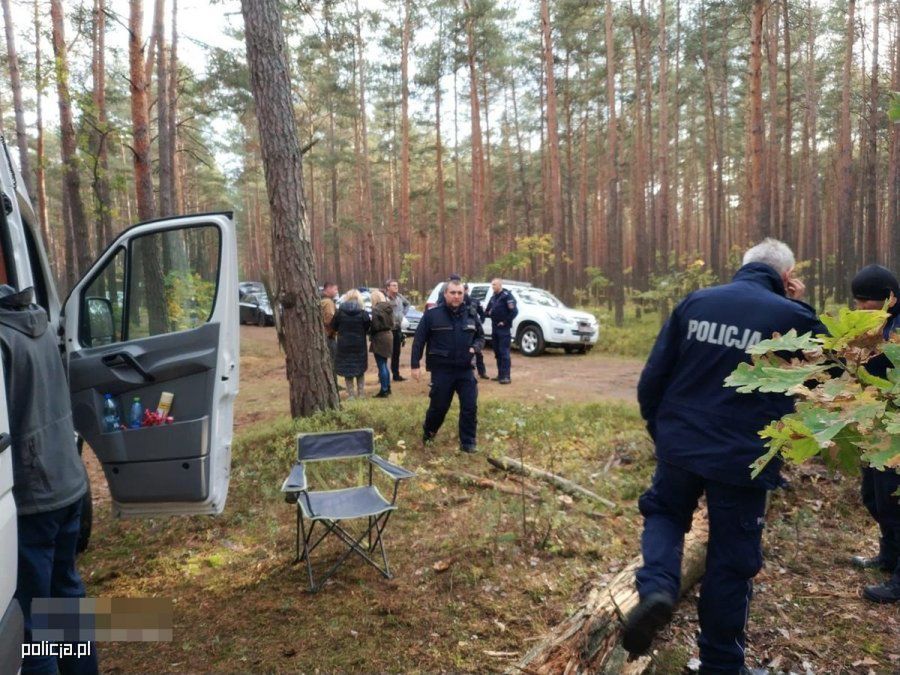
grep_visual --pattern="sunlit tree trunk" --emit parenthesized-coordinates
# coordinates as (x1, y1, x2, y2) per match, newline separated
(2, 0, 34, 195)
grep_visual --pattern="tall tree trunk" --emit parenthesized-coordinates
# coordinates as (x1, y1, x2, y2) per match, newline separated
(50, 0, 92, 281)
(605, 0, 623, 326)
(90, 0, 114, 253)
(2, 0, 34, 195)
(435, 34, 447, 284)
(464, 0, 484, 275)
(169, 0, 182, 212)
(154, 0, 174, 216)
(747, 0, 767, 243)
(510, 75, 533, 237)
(323, 4, 342, 287)
(399, 0, 412, 268)
(889, 2, 900, 273)
(657, 0, 671, 272)
(836, 0, 856, 301)
(33, 0, 51, 259)
(766, 7, 781, 241)
(240, 0, 340, 415)
(782, 0, 794, 248)
(540, 0, 565, 297)
(862, 0, 880, 265)
(354, 0, 377, 282)
(629, 6, 649, 291)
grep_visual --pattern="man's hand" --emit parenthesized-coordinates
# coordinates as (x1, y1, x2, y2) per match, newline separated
(786, 276, 806, 300)
(411, 368, 421, 382)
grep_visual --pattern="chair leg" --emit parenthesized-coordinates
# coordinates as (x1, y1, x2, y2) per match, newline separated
(298, 512, 316, 592)
(293, 506, 301, 563)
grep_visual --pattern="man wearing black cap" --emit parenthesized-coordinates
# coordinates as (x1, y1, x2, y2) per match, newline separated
(849, 264, 900, 604)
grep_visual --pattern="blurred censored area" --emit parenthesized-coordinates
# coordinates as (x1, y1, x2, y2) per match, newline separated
(31, 597, 173, 642)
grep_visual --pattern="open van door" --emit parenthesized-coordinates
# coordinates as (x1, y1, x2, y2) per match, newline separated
(0, 358, 24, 673)
(63, 214, 239, 518)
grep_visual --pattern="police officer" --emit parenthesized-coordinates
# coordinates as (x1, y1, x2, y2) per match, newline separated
(485, 278, 517, 384)
(623, 239, 825, 673)
(0, 285, 98, 674)
(464, 283, 489, 379)
(411, 279, 485, 453)
(848, 264, 900, 604)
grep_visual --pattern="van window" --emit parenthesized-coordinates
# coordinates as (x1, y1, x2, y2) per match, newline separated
(78, 225, 221, 346)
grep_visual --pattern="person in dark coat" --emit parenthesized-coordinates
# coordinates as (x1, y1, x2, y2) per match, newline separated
(369, 289, 395, 398)
(332, 289, 371, 398)
(848, 264, 900, 604)
(622, 239, 826, 673)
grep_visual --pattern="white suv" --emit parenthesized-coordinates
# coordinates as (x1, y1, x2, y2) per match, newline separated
(424, 280, 599, 356)
(0, 135, 240, 671)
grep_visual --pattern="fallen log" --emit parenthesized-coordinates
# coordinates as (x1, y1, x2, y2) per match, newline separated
(444, 470, 542, 501)
(487, 456, 617, 510)
(507, 509, 709, 674)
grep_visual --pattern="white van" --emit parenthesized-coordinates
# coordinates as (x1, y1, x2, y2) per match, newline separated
(424, 280, 599, 356)
(0, 135, 240, 671)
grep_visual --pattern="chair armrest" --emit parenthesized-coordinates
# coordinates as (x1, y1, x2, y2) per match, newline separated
(369, 454, 415, 481)
(280, 462, 307, 493)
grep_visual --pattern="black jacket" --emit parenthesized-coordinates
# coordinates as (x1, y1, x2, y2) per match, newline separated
(637, 264, 826, 489)
(332, 301, 371, 377)
(411, 303, 485, 371)
(486, 288, 518, 328)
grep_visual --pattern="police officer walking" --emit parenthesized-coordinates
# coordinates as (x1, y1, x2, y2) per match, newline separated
(623, 239, 825, 673)
(485, 278, 517, 384)
(410, 279, 485, 453)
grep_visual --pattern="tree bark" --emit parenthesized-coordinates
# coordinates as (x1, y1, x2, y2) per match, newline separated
(154, 0, 174, 217)
(657, 0, 671, 272)
(33, 0, 51, 261)
(90, 0, 114, 254)
(629, 5, 649, 291)
(50, 0, 92, 281)
(399, 0, 412, 269)
(241, 0, 340, 416)
(541, 0, 565, 297)
(889, 2, 900, 273)
(2, 0, 34, 196)
(464, 0, 484, 275)
(747, 0, 767, 243)
(861, 0, 880, 265)
(836, 0, 856, 301)
(508, 509, 709, 673)
(605, 0, 623, 326)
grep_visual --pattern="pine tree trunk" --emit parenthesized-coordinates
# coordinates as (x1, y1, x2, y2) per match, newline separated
(510, 76, 533, 238)
(169, 0, 182, 213)
(837, 0, 856, 301)
(889, 3, 900, 274)
(748, 0, 767, 243)
(2, 0, 34, 196)
(90, 0, 114, 253)
(629, 7, 649, 291)
(862, 0, 880, 265)
(33, 0, 52, 261)
(782, 0, 794, 249)
(399, 0, 412, 268)
(240, 0, 340, 416)
(657, 0, 671, 272)
(766, 7, 781, 240)
(541, 0, 565, 297)
(354, 0, 377, 283)
(50, 0, 92, 280)
(154, 0, 174, 217)
(464, 0, 485, 275)
(605, 0, 623, 326)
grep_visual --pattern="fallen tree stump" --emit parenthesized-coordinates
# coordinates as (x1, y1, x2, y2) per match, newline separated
(487, 456, 617, 510)
(507, 509, 709, 674)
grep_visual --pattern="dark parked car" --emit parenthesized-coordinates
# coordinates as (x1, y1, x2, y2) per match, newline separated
(239, 290, 274, 326)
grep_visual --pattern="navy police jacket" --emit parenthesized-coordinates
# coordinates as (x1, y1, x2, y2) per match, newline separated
(486, 289, 518, 329)
(411, 302, 486, 371)
(637, 263, 826, 489)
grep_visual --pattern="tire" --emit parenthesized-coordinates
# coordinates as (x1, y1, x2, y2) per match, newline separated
(76, 437, 92, 555)
(517, 325, 545, 357)
(564, 345, 587, 355)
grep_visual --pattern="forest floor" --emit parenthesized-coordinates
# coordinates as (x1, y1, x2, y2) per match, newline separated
(78, 325, 899, 674)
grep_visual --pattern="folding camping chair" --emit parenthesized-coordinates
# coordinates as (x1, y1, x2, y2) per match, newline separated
(280, 428, 415, 592)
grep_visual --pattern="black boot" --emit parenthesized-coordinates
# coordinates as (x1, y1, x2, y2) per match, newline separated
(862, 578, 900, 604)
(851, 554, 894, 571)
(622, 592, 674, 656)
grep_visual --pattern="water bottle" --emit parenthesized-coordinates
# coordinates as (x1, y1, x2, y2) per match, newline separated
(102, 394, 120, 432)
(129, 397, 143, 429)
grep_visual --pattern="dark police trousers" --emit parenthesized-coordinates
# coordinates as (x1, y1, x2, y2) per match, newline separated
(424, 367, 477, 446)
(16, 499, 99, 675)
(861, 466, 900, 582)
(493, 327, 512, 380)
(391, 328, 403, 378)
(637, 460, 766, 673)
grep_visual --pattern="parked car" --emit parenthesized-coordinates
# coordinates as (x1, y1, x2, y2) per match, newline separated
(239, 289, 274, 326)
(337, 288, 373, 315)
(402, 306, 422, 336)
(0, 135, 240, 673)
(424, 280, 599, 356)
(239, 280, 266, 297)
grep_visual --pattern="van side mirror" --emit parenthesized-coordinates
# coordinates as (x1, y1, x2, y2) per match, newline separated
(84, 296, 115, 347)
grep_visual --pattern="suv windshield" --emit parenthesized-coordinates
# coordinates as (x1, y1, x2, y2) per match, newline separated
(515, 288, 563, 308)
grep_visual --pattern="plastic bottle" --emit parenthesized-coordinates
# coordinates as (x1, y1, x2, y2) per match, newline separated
(129, 397, 143, 429)
(102, 394, 120, 432)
